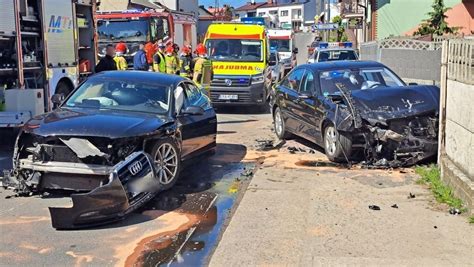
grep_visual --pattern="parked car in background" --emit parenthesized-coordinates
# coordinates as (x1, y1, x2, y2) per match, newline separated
(270, 61, 439, 167)
(6, 71, 217, 229)
(268, 49, 291, 85)
(307, 42, 358, 63)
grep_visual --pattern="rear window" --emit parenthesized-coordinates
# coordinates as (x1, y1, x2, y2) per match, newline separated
(317, 50, 358, 62)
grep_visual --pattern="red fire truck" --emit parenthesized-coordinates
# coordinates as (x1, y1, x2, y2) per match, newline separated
(96, 1, 197, 68)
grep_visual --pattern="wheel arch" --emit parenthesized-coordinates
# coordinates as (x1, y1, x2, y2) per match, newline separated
(54, 77, 75, 95)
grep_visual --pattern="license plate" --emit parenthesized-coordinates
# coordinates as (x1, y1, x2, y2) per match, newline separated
(218, 94, 238, 100)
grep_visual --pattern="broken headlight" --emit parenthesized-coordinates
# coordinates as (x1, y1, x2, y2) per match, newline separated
(115, 139, 141, 159)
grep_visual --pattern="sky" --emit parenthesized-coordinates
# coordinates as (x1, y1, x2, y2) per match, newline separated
(199, 0, 248, 8)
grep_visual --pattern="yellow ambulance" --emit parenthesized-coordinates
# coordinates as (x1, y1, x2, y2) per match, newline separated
(204, 22, 272, 108)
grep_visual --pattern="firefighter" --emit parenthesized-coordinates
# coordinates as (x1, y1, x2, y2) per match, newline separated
(193, 43, 212, 89)
(153, 42, 166, 73)
(179, 46, 193, 79)
(164, 45, 178, 75)
(172, 43, 181, 75)
(114, 42, 128, 70)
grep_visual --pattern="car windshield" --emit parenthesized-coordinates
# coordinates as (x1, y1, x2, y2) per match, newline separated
(319, 68, 405, 96)
(65, 77, 171, 114)
(270, 39, 290, 52)
(97, 19, 149, 42)
(206, 39, 263, 62)
(317, 50, 358, 61)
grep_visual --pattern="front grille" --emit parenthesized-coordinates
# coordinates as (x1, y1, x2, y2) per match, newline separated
(210, 91, 253, 103)
(211, 76, 251, 87)
(115, 152, 153, 204)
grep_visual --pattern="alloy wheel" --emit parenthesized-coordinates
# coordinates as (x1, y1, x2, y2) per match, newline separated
(154, 143, 178, 185)
(274, 109, 283, 136)
(325, 126, 337, 156)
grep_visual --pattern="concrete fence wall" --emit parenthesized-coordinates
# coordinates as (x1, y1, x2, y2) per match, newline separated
(439, 39, 474, 212)
(360, 39, 442, 84)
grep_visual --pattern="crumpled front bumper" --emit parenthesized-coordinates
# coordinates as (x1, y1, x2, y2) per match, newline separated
(49, 152, 160, 230)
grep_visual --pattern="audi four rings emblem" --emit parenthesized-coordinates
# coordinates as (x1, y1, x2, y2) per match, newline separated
(225, 79, 232, 86)
(128, 161, 143, 176)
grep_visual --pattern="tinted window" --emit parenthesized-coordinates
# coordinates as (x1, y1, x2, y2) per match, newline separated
(65, 77, 170, 114)
(317, 50, 358, 62)
(300, 71, 315, 94)
(319, 68, 405, 96)
(183, 82, 202, 106)
(282, 69, 305, 91)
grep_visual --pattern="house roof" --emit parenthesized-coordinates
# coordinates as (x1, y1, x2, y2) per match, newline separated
(235, 2, 266, 11)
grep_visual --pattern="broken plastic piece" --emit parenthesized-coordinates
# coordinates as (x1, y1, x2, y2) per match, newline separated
(391, 204, 399, 209)
(368, 205, 381, 210)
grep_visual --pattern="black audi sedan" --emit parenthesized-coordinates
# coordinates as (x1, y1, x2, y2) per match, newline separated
(270, 61, 439, 167)
(7, 71, 217, 229)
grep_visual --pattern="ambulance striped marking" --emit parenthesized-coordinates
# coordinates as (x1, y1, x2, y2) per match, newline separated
(208, 33, 261, 40)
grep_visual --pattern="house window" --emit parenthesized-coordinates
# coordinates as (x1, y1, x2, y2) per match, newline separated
(269, 10, 278, 15)
(280, 10, 288, 17)
(258, 12, 266, 16)
(297, 9, 302, 17)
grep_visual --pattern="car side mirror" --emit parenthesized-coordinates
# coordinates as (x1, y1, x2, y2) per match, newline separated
(51, 94, 64, 108)
(182, 105, 204, 116)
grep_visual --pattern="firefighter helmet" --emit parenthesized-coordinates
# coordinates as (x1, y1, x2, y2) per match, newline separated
(196, 44, 207, 56)
(115, 42, 127, 53)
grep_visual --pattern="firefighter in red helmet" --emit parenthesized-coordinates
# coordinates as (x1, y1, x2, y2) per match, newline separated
(114, 42, 128, 70)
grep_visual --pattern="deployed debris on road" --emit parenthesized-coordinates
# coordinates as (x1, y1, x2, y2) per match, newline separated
(369, 205, 381, 211)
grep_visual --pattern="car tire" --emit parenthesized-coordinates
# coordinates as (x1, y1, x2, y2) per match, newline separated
(273, 107, 291, 140)
(324, 123, 352, 163)
(151, 138, 181, 190)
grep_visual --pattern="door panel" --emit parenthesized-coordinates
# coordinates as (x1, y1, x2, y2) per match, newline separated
(178, 82, 216, 159)
(279, 69, 305, 134)
(293, 71, 325, 143)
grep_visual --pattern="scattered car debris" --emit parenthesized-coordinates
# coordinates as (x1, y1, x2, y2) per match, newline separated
(369, 205, 381, 211)
(434, 226, 438, 229)
(391, 204, 399, 209)
(408, 193, 416, 199)
(255, 139, 285, 151)
(448, 208, 461, 215)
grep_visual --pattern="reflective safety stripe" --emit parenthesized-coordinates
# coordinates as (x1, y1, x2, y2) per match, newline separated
(165, 55, 178, 74)
(153, 52, 166, 73)
(114, 56, 127, 70)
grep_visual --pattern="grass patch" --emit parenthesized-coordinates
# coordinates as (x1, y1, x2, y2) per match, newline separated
(415, 165, 465, 210)
(469, 216, 474, 224)
(0, 102, 4, 111)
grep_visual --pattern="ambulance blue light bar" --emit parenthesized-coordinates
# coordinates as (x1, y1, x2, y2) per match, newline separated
(241, 17, 265, 25)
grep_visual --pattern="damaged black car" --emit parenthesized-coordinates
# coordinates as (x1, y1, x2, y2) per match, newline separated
(4, 71, 217, 229)
(270, 61, 439, 167)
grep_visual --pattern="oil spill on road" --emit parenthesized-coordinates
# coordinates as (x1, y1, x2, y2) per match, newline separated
(123, 160, 256, 267)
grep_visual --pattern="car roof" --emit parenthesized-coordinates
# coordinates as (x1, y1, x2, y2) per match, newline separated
(91, 71, 186, 86)
(299, 60, 387, 71)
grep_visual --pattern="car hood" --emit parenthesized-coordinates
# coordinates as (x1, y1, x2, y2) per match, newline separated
(350, 85, 440, 122)
(24, 107, 172, 138)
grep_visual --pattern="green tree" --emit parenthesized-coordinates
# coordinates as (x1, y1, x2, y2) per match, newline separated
(414, 0, 457, 36)
(332, 15, 345, 42)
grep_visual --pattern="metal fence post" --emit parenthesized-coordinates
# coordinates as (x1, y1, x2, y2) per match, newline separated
(438, 40, 449, 165)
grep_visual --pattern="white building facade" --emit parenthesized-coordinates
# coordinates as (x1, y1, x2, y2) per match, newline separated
(255, 2, 314, 31)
